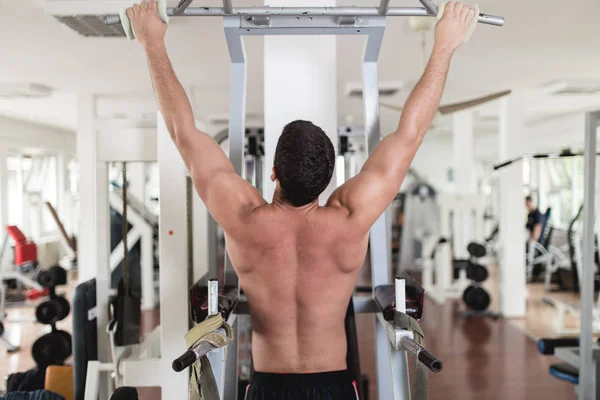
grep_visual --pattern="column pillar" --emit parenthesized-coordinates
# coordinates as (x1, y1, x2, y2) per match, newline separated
(156, 113, 189, 397)
(498, 93, 527, 317)
(76, 95, 97, 282)
(263, 0, 337, 202)
(452, 110, 476, 258)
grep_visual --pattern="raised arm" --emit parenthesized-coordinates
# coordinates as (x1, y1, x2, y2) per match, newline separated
(128, 0, 265, 232)
(328, 2, 476, 230)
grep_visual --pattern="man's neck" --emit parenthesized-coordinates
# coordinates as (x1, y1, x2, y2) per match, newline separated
(272, 191, 319, 211)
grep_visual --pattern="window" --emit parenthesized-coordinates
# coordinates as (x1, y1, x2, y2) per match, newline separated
(40, 156, 58, 236)
(537, 157, 584, 230)
(6, 155, 59, 239)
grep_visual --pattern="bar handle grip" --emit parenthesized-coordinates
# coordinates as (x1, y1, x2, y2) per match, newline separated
(400, 337, 443, 373)
(105, 15, 121, 25)
(418, 348, 443, 373)
(172, 350, 197, 372)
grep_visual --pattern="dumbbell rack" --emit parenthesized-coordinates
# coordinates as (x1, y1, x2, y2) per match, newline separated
(457, 243, 501, 320)
(32, 266, 73, 369)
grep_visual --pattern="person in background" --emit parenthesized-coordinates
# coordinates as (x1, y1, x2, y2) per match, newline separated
(525, 195, 543, 242)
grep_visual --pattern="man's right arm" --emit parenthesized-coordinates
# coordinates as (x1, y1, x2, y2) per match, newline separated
(327, 2, 476, 231)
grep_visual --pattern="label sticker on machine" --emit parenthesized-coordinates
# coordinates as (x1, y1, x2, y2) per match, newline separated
(88, 306, 98, 321)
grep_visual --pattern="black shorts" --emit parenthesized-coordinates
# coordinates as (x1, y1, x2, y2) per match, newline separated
(245, 370, 359, 400)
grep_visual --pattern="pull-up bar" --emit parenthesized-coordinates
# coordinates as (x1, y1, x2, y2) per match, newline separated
(105, 5, 504, 27)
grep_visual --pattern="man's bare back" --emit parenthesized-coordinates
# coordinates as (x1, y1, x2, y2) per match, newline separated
(227, 202, 369, 373)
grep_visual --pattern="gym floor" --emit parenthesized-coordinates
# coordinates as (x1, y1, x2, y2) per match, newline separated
(0, 283, 576, 400)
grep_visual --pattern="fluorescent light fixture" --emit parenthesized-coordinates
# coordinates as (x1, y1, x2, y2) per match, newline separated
(542, 80, 600, 96)
(0, 83, 53, 99)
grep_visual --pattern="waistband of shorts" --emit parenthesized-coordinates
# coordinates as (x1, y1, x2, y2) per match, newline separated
(250, 370, 352, 389)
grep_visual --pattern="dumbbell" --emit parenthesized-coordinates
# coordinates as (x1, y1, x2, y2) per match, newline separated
(31, 330, 72, 368)
(462, 285, 491, 312)
(466, 262, 489, 283)
(37, 266, 68, 288)
(467, 242, 487, 259)
(35, 296, 70, 325)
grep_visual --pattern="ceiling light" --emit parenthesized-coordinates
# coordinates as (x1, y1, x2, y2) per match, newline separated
(542, 80, 600, 96)
(0, 83, 54, 99)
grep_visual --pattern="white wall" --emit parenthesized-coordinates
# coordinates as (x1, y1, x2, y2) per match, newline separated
(410, 134, 455, 193)
(0, 116, 75, 154)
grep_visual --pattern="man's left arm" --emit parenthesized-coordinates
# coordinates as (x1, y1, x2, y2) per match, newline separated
(128, 1, 265, 232)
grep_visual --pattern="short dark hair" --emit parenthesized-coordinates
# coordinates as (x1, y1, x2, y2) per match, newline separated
(274, 120, 335, 207)
(525, 196, 533, 202)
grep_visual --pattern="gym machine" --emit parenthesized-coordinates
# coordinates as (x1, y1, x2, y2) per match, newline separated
(537, 337, 600, 398)
(47, 0, 504, 398)
(403, 191, 487, 306)
(0, 225, 47, 352)
(540, 111, 600, 400)
(178, 274, 442, 399)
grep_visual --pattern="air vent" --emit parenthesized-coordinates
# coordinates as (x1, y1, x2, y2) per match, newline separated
(209, 117, 231, 125)
(347, 88, 401, 98)
(0, 84, 54, 99)
(55, 15, 126, 37)
(207, 113, 261, 125)
(474, 112, 498, 122)
(345, 81, 404, 98)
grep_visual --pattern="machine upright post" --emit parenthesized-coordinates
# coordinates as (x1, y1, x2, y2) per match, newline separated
(418, 0, 438, 14)
(378, 0, 391, 15)
(580, 111, 600, 400)
(222, 0, 233, 15)
(222, 17, 247, 398)
(223, 16, 247, 290)
(362, 20, 387, 287)
(390, 350, 412, 400)
(360, 17, 395, 400)
(157, 113, 190, 398)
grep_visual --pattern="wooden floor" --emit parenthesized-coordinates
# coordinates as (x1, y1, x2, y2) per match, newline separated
(354, 297, 575, 400)
(1, 289, 576, 400)
(510, 282, 593, 339)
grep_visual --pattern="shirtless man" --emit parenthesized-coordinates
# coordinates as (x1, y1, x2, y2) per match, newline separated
(128, 2, 476, 398)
